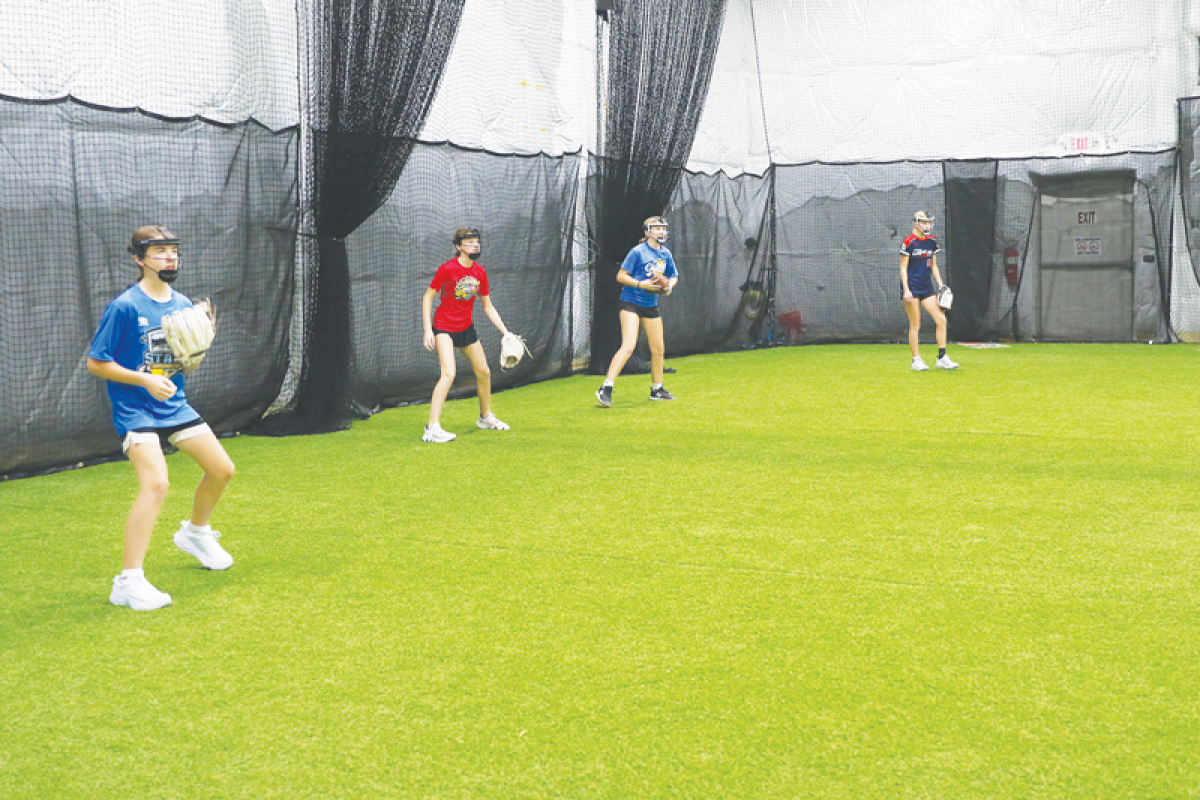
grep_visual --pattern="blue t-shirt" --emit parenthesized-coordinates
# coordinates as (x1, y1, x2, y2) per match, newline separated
(901, 233, 940, 295)
(88, 284, 201, 436)
(618, 242, 678, 308)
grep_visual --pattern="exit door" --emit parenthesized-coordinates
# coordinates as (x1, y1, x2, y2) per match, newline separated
(1035, 172, 1135, 342)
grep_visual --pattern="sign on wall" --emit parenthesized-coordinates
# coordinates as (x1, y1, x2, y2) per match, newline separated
(1037, 173, 1134, 267)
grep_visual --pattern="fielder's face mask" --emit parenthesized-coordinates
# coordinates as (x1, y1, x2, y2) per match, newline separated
(454, 229, 482, 261)
(913, 212, 934, 235)
(644, 216, 669, 243)
(129, 236, 182, 284)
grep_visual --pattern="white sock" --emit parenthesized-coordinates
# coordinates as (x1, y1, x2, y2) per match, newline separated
(651, 383, 663, 390)
(121, 568, 144, 580)
(602, 380, 614, 388)
(186, 521, 211, 535)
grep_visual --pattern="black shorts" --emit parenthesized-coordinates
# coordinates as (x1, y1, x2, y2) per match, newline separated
(123, 417, 209, 453)
(433, 325, 479, 348)
(904, 290, 935, 301)
(619, 301, 661, 319)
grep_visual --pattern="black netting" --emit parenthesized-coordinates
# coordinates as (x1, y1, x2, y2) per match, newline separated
(346, 143, 581, 410)
(661, 169, 772, 354)
(772, 161, 945, 344)
(1177, 98, 1200, 336)
(588, 0, 728, 374)
(943, 160, 999, 342)
(0, 97, 297, 479)
(1, 6, 1194, 479)
(650, 152, 1177, 354)
(258, 0, 466, 435)
(987, 151, 1175, 343)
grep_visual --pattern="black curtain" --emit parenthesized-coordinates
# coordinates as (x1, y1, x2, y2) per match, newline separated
(588, 0, 729, 373)
(1178, 98, 1200, 290)
(943, 160, 999, 342)
(260, 0, 466, 434)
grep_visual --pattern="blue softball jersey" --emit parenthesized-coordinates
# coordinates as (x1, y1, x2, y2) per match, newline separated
(618, 242, 678, 307)
(88, 284, 201, 436)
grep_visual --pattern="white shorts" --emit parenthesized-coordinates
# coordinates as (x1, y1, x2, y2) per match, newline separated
(122, 421, 212, 454)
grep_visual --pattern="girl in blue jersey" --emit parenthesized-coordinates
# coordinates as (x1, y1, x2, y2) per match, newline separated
(900, 211, 958, 371)
(86, 225, 236, 610)
(596, 216, 679, 406)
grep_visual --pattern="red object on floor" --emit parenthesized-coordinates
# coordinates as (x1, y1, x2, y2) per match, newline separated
(778, 309, 803, 343)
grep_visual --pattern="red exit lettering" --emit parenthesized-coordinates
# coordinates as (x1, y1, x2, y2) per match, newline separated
(1077, 211, 1096, 224)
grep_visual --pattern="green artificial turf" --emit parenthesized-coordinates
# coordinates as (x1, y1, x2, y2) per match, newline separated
(2, 343, 1198, 798)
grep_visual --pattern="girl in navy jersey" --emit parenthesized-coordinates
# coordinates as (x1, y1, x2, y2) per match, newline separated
(900, 211, 958, 371)
(595, 216, 679, 406)
(86, 225, 236, 610)
(420, 228, 513, 442)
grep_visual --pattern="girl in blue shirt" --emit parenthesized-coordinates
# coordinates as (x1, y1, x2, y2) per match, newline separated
(596, 216, 679, 406)
(87, 226, 236, 610)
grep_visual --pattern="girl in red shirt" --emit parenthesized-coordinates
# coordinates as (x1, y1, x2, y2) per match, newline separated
(420, 228, 514, 442)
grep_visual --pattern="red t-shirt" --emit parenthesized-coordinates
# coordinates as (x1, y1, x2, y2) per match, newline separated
(430, 258, 489, 332)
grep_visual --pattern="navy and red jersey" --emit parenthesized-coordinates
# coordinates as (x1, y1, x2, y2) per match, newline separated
(430, 258, 489, 332)
(900, 233, 940, 295)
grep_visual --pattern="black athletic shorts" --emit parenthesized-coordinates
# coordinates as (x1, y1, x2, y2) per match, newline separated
(619, 301, 661, 319)
(903, 290, 935, 301)
(123, 417, 210, 453)
(433, 325, 479, 348)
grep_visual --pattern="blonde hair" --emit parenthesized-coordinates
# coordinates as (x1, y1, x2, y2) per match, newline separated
(640, 216, 667, 244)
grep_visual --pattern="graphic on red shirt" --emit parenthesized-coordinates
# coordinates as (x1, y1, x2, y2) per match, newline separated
(454, 275, 481, 301)
(430, 258, 489, 332)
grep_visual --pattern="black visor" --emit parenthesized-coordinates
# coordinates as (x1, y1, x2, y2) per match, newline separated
(453, 229, 482, 245)
(129, 237, 181, 256)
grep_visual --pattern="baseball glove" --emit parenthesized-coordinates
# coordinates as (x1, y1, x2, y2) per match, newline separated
(162, 299, 216, 370)
(937, 285, 954, 310)
(500, 332, 531, 371)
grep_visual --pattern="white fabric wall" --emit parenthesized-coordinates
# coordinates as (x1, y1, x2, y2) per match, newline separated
(691, 0, 1190, 175)
(4, 1, 1194, 168)
(0, 0, 597, 160)
(420, 0, 596, 155)
(0, 0, 299, 131)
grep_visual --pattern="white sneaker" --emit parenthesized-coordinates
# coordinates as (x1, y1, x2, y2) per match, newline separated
(936, 355, 959, 370)
(110, 574, 172, 610)
(174, 521, 234, 570)
(912, 356, 930, 371)
(421, 423, 456, 443)
(477, 413, 510, 430)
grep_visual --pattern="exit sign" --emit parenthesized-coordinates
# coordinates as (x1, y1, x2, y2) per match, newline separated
(1056, 133, 1113, 153)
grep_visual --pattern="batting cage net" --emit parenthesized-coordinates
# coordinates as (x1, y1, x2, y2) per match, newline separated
(0, 97, 298, 479)
(343, 143, 582, 411)
(1, 0, 1197, 477)
(1174, 98, 1200, 341)
(652, 147, 1176, 356)
(586, 0, 729, 375)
